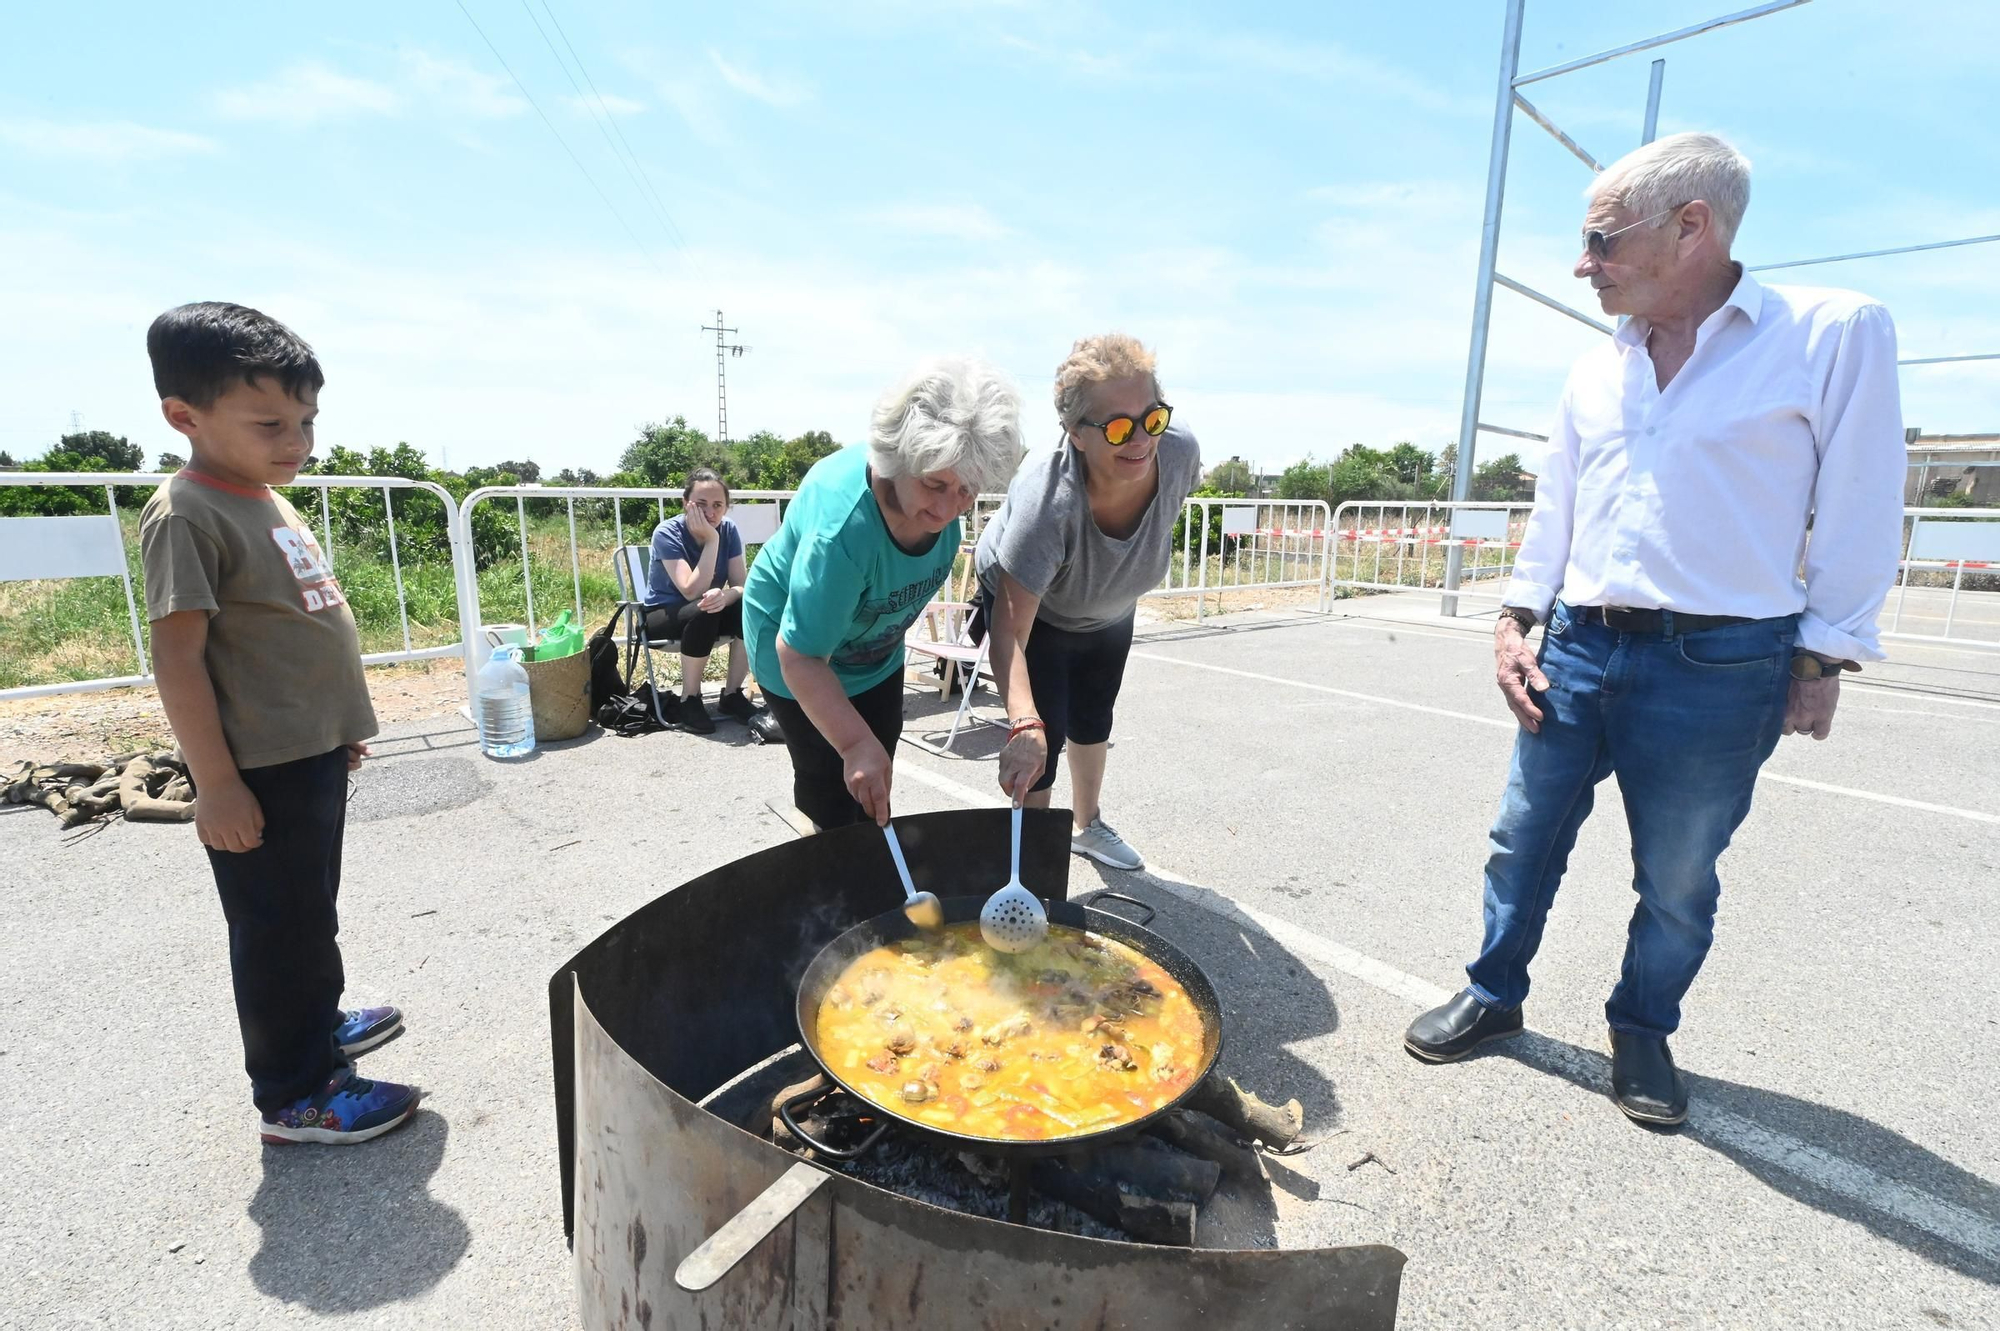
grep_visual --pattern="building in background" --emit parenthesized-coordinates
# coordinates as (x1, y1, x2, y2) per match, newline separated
(1905, 430, 2000, 505)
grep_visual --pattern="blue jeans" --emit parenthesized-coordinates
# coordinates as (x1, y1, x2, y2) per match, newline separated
(1465, 602, 1796, 1038)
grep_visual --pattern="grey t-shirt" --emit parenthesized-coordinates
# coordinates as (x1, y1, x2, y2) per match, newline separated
(975, 424, 1202, 632)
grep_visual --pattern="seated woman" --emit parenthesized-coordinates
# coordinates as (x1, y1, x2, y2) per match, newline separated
(744, 358, 1022, 829)
(643, 468, 754, 734)
(978, 333, 1202, 870)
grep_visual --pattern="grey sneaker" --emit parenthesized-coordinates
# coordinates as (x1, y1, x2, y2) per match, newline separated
(1071, 817, 1144, 871)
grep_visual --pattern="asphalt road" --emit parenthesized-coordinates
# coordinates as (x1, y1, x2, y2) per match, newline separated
(3, 604, 1994, 1329)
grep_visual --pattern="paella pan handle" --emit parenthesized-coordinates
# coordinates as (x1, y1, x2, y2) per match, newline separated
(777, 1084, 891, 1161)
(1083, 890, 1157, 927)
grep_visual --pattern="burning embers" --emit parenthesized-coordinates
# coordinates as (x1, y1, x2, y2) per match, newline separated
(706, 1048, 1304, 1247)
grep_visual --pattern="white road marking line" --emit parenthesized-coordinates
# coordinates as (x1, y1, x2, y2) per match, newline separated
(1847, 683, 2000, 713)
(1328, 615, 2000, 689)
(1864, 706, 2000, 724)
(1758, 773, 2000, 823)
(892, 758, 2000, 1270)
(1128, 650, 2000, 826)
(1128, 650, 1515, 730)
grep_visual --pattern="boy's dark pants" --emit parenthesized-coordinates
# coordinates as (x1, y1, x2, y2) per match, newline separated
(205, 746, 350, 1113)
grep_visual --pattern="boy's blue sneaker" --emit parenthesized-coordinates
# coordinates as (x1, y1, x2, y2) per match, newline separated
(260, 1068, 422, 1145)
(334, 1004, 404, 1056)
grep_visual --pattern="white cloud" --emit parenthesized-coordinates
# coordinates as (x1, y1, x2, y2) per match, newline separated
(994, 33, 1131, 81)
(208, 54, 523, 128)
(0, 118, 218, 161)
(397, 51, 526, 119)
(1202, 33, 1482, 117)
(870, 204, 1013, 243)
(211, 62, 401, 125)
(706, 51, 811, 108)
(563, 92, 645, 118)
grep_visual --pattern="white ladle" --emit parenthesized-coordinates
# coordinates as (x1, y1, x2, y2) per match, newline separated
(882, 821, 943, 930)
(980, 802, 1048, 953)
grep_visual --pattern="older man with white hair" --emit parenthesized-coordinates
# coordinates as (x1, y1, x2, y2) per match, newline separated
(1403, 132, 1906, 1126)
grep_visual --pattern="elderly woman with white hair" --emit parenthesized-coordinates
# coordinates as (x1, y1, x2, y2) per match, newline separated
(744, 357, 1023, 830)
(976, 334, 1203, 871)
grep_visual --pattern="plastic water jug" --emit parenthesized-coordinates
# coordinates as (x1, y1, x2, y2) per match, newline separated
(475, 645, 536, 758)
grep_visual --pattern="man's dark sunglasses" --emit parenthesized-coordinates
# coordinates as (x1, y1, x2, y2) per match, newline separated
(1583, 204, 1682, 260)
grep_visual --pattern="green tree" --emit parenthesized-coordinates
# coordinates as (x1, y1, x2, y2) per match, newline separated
(0, 431, 152, 514)
(1203, 458, 1254, 493)
(1470, 452, 1536, 502)
(1384, 442, 1436, 486)
(1275, 456, 1332, 502)
(493, 458, 542, 484)
(553, 467, 602, 487)
(732, 430, 785, 489)
(297, 441, 513, 569)
(759, 430, 841, 489)
(620, 416, 720, 487)
(157, 451, 186, 471)
(0, 450, 16, 467)
(56, 430, 144, 471)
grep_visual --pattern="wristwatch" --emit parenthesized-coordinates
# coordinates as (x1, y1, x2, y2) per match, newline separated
(1789, 652, 1854, 681)
(1497, 607, 1538, 633)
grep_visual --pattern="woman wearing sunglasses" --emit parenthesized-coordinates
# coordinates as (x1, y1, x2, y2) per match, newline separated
(975, 333, 1202, 870)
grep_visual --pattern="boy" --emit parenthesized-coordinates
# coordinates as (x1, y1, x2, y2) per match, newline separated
(140, 302, 420, 1145)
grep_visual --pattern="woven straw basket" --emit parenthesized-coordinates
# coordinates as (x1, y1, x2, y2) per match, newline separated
(521, 649, 593, 742)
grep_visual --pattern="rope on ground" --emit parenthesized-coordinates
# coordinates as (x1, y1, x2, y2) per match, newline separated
(2, 751, 196, 829)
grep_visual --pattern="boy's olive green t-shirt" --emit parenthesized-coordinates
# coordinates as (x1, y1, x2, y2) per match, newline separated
(139, 471, 378, 770)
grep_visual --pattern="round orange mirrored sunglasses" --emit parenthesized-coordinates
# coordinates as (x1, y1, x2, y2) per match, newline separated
(1076, 403, 1172, 447)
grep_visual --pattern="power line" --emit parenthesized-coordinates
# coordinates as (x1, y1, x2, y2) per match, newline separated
(450, 0, 663, 274)
(532, 0, 697, 265)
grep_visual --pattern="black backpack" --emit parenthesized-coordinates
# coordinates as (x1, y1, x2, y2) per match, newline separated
(586, 605, 633, 712)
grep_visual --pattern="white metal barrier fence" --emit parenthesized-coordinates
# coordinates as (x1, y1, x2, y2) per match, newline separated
(452, 484, 803, 696)
(1886, 507, 2000, 651)
(1327, 498, 2000, 653)
(1152, 498, 1335, 619)
(1326, 500, 1536, 607)
(9, 474, 1996, 701)
(0, 472, 462, 702)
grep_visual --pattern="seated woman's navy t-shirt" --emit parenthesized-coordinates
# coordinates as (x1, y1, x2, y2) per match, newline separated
(646, 515, 743, 609)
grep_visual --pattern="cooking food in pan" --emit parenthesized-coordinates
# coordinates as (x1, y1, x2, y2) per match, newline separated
(815, 922, 1203, 1141)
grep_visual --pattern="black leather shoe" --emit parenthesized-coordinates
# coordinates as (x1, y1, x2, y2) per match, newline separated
(1404, 990, 1524, 1062)
(1609, 1029, 1689, 1126)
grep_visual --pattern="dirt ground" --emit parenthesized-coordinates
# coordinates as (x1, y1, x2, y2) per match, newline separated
(0, 658, 472, 769)
(0, 585, 1324, 770)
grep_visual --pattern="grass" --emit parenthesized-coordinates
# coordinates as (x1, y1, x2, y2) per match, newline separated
(13, 507, 1985, 692)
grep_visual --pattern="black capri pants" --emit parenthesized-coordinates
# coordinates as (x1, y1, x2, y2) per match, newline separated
(1020, 611, 1136, 792)
(760, 669, 906, 829)
(643, 598, 743, 659)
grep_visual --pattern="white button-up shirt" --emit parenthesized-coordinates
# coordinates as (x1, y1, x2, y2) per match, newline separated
(1504, 268, 1906, 662)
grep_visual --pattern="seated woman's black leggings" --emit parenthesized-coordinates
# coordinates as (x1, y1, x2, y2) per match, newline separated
(643, 598, 743, 659)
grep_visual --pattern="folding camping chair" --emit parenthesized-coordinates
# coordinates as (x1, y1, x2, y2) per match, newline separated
(902, 600, 991, 753)
(611, 545, 676, 726)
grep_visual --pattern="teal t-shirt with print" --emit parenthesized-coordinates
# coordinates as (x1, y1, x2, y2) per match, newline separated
(743, 444, 960, 700)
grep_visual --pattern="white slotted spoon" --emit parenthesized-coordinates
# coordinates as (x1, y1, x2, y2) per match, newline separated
(980, 802, 1048, 953)
(882, 821, 943, 930)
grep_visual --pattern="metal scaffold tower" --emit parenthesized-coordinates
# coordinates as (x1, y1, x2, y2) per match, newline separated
(701, 311, 748, 444)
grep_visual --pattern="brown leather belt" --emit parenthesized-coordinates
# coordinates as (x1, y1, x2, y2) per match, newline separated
(1570, 605, 1755, 635)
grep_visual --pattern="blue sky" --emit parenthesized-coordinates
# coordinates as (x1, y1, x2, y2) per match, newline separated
(3, 0, 1995, 477)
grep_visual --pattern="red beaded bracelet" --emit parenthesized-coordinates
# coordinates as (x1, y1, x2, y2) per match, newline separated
(1007, 719, 1046, 739)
